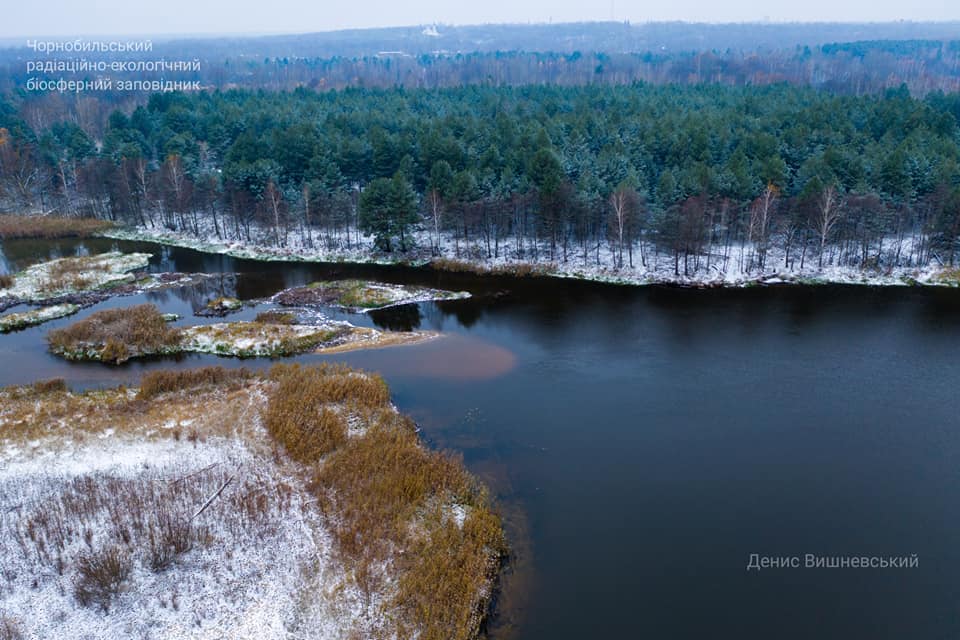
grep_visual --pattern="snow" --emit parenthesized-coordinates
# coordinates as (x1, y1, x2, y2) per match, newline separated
(100, 223, 958, 290)
(179, 321, 347, 357)
(0, 402, 387, 639)
(0, 252, 152, 302)
(272, 280, 470, 313)
(0, 302, 79, 332)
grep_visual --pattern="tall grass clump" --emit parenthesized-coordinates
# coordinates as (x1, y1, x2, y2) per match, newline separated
(73, 545, 131, 612)
(47, 304, 182, 363)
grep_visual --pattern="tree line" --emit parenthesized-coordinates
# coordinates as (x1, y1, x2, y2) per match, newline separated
(1, 82, 960, 273)
(3, 39, 960, 96)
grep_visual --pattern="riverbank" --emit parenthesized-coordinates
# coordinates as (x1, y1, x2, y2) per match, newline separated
(0, 365, 504, 639)
(101, 226, 960, 289)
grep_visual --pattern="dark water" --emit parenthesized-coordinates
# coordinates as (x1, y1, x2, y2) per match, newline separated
(3, 238, 960, 639)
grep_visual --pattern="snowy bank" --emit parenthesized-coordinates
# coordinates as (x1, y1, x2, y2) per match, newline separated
(101, 225, 960, 290)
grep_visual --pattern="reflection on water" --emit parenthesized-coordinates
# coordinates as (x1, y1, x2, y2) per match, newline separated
(5, 238, 960, 639)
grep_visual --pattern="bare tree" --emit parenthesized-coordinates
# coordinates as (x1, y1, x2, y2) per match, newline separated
(748, 183, 778, 271)
(427, 188, 444, 254)
(608, 185, 640, 269)
(815, 184, 844, 268)
(265, 180, 286, 247)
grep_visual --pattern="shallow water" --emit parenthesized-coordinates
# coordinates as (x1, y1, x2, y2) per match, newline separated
(2, 238, 960, 639)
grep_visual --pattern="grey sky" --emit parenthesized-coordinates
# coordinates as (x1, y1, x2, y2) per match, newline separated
(2, 0, 957, 38)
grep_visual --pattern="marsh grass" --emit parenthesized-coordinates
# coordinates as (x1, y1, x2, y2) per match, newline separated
(37, 256, 110, 294)
(254, 310, 296, 324)
(138, 366, 252, 400)
(0, 215, 112, 239)
(32, 377, 67, 394)
(266, 363, 505, 640)
(430, 257, 553, 277)
(185, 322, 348, 357)
(47, 304, 182, 363)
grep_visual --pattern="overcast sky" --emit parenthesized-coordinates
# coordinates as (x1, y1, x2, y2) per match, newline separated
(2, 0, 957, 38)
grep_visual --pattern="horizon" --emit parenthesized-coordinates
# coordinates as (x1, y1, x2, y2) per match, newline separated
(2, 0, 959, 40)
(2, 18, 960, 44)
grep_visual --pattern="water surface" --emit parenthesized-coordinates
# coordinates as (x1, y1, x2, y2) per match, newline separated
(2, 238, 959, 639)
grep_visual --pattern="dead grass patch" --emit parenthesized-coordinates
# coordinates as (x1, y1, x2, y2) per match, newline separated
(254, 310, 296, 324)
(138, 366, 253, 400)
(430, 257, 553, 278)
(0, 215, 113, 239)
(266, 364, 505, 640)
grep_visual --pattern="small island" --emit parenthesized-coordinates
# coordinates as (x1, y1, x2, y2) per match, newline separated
(274, 279, 470, 312)
(46, 303, 437, 363)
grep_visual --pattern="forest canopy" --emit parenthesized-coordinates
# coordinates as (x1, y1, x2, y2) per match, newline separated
(2, 82, 960, 271)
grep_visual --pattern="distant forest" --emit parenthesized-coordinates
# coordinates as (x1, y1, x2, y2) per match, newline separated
(2, 22, 960, 95)
(2, 82, 960, 272)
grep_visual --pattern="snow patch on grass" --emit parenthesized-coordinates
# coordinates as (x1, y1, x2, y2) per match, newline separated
(0, 384, 386, 640)
(274, 279, 470, 312)
(0, 302, 79, 332)
(0, 251, 151, 302)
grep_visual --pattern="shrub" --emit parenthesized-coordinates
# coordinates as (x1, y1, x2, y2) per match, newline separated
(73, 545, 131, 612)
(0, 274, 12, 289)
(47, 304, 182, 363)
(148, 512, 193, 572)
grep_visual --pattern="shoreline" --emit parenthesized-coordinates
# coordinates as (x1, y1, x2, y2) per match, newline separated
(99, 226, 960, 291)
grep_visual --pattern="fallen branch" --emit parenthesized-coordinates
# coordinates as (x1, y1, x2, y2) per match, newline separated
(191, 474, 234, 520)
(168, 462, 220, 485)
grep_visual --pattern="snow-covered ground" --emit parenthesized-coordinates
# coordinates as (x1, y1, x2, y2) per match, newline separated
(0, 302, 79, 332)
(272, 280, 470, 312)
(0, 252, 151, 302)
(0, 383, 387, 640)
(102, 224, 960, 289)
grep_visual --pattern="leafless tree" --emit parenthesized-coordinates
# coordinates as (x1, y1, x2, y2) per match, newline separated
(814, 185, 844, 268)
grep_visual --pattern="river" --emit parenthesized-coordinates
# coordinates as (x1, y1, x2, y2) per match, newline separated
(2, 237, 959, 639)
